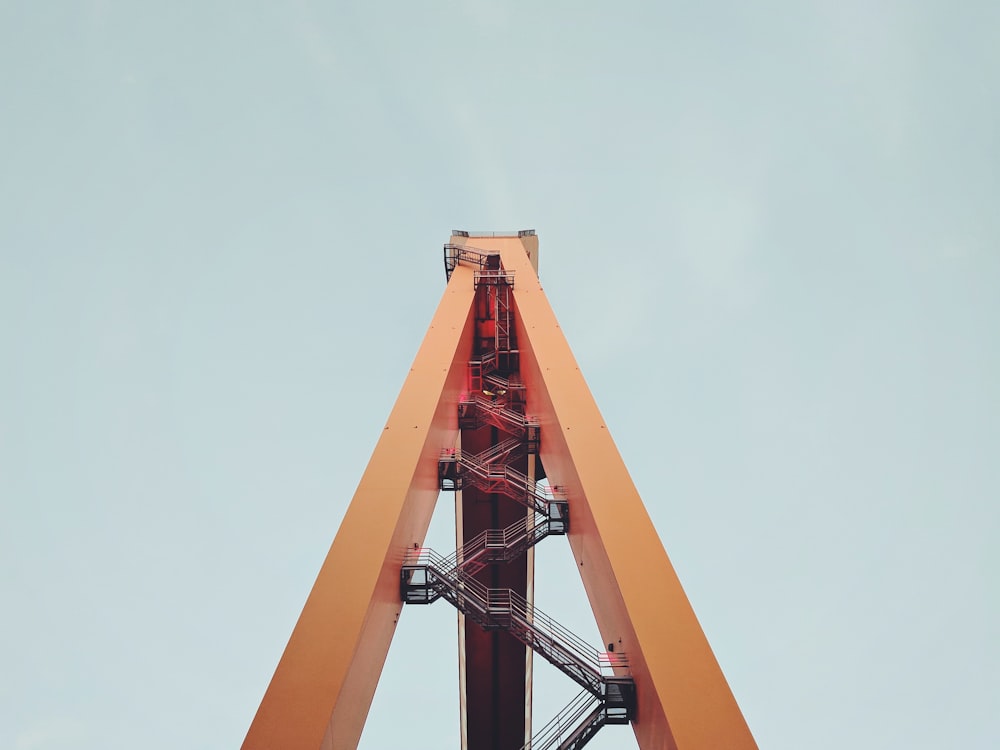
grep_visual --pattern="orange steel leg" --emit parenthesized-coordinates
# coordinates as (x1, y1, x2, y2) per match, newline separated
(242, 264, 476, 750)
(448, 234, 758, 750)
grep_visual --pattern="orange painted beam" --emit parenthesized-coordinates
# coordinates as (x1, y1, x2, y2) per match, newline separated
(449, 234, 758, 750)
(242, 265, 476, 750)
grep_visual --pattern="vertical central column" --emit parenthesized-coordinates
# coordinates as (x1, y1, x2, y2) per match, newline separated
(452, 234, 540, 750)
(461, 431, 529, 749)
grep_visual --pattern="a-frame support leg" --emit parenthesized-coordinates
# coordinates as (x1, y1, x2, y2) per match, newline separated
(452, 235, 758, 750)
(242, 266, 477, 750)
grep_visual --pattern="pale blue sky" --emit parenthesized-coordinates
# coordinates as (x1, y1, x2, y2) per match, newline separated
(1, 2, 998, 749)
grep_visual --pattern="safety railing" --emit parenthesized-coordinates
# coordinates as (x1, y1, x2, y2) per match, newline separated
(440, 445, 560, 517)
(443, 243, 501, 281)
(407, 511, 563, 581)
(522, 689, 598, 750)
(451, 229, 535, 238)
(438, 437, 526, 489)
(458, 394, 539, 449)
(483, 371, 525, 394)
(469, 354, 526, 397)
(474, 269, 516, 287)
(401, 553, 626, 698)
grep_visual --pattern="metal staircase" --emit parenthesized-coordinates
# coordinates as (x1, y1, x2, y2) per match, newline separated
(401, 549, 633, 710)
(404, 512, 565, 587)
(438, 441, 566, 519)
(522, 688, 631, 750)
(402, 246, 636, 748)
(458, 394, 540, 451)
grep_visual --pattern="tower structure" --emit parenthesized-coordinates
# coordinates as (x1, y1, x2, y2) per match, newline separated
(242, 232, 757, 750)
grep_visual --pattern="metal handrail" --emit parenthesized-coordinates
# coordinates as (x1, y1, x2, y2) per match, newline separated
(474, 269, 516, 287)
(443, 243, 497, 264)
(483, 371, 524, 391)
(448, 587, 603, 695)
(458, 436, 524, 466)
(555, 705, 609, 750)
(521, 689, 599, 750)
(404, 552, 624, 695)
(461, 394, 539, 434)
(449, 444, 556, 515)
(451, 230, 534, 238)
(443, 243, 502, 281)
(412, 511, 553, 578)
